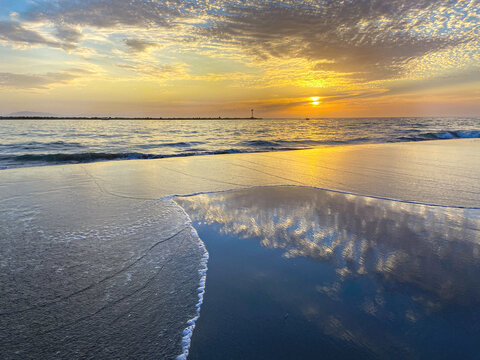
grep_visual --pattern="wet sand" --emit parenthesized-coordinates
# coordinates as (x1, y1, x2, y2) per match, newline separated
(1, 138, 478, 207)
(0, 139, 479, 359)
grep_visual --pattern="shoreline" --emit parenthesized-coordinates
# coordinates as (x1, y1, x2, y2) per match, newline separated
(1, 136, 479, 172)
(1, 138, 479, 207)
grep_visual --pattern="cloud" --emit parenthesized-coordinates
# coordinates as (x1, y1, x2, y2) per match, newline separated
(0, 68, 91, 89)
(385, 66, 480, 95)
(0, 20, 66, 49)
(123, 38, 157, 52)
(1, 0, 479, 98)
(54, 24, 83, 43)
(117, 62, 187, 79)
(199, 0, 479, 81)
(7, 1, 478, 83)
(22, 0, 190, 29)
(9, 0, 195, 49)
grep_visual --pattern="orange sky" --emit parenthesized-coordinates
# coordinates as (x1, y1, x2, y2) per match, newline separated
(0, 0, 479, 117)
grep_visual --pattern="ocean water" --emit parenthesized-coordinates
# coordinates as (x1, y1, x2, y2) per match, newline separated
(0, 117, 479, 169)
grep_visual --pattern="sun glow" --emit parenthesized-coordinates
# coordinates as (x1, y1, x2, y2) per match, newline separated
(310, 96, 320, 106)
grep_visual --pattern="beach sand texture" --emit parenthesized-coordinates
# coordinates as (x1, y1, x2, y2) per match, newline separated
(1, 139, 479, 359)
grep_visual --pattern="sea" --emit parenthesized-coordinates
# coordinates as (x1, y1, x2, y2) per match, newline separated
(0, 117, 479, 169)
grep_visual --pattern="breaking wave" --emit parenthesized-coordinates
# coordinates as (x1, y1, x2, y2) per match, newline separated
(396, 130, 480, 142)
(0, 150, 251, 165)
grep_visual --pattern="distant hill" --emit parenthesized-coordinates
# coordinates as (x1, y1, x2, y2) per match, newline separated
(8, 111, 58, 117)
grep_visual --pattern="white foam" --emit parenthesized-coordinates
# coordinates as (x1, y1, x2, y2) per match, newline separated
(176, 223, 209, 360)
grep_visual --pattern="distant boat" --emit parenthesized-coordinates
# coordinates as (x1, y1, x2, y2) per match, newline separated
(305, 117, 310, 120)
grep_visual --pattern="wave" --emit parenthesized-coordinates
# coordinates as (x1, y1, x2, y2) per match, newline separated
(0, 149, 257, 165)
(0, 146, 299, 164)
(239, 140, 284, 147)
(138, 141, 205, 149)
(396, 130, 480, 142)
(0, 152, 159, 163)
(240, 137, 397, 148)
(1, 129, 479, 168)
(0, 141, 86, 151)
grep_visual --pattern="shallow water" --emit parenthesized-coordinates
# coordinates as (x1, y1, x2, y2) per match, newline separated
(176, 186, 480, 360)
(1, 117, 479, 168)
(0, 194, 204, 360)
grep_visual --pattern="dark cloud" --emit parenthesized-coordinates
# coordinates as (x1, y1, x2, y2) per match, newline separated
(0, 20, 67, 49)
(15, 0, 196, 48)
(200, 0, 477, 81)
(22, 0, 191, 29)
(54, 24, 83, 43)
(0, 69, 89, 88)
(124, 38, 157, 52)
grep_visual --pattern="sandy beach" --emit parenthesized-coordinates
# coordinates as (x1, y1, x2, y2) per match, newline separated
(2, 138, 479, 206)
(1, 139, 480, 359)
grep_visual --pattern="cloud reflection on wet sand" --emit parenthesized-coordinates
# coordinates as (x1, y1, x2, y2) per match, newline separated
(177, 186, 480, 311)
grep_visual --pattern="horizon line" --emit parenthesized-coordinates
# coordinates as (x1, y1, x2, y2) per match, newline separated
(1, 115, 478, 120)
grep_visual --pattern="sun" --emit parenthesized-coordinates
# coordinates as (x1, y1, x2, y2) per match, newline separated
(310, 96, 320, 106)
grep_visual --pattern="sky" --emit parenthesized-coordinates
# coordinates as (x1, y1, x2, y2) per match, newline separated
(0, 0, 479, 118)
